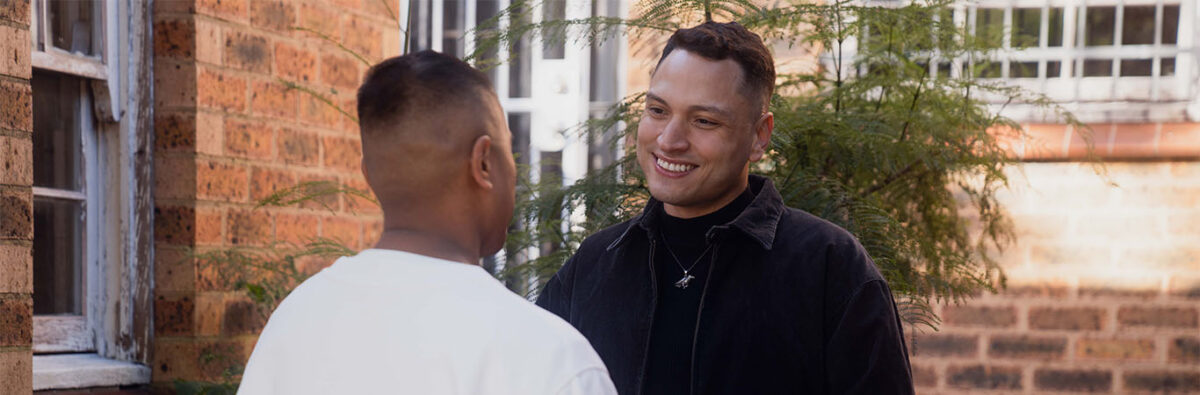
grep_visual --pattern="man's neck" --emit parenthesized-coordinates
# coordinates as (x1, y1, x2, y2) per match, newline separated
(372, 228, 480, 266)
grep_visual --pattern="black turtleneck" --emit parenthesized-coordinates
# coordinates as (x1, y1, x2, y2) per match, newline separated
(642, 186, 755, 394)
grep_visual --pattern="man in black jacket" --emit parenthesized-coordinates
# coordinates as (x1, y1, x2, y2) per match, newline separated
(535, 22, 915, 394)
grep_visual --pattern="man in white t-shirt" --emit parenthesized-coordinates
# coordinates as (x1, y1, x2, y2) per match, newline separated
(237, 50, 616, 395)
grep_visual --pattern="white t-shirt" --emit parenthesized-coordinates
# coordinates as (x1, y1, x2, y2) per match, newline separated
(238, 249, 616, 395)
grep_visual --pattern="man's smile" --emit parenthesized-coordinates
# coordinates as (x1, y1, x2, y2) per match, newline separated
(654, 153, 698, 176)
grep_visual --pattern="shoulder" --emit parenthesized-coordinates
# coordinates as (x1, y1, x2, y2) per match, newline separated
(776, 207, 884, 284)
(578, 219, 638, 254)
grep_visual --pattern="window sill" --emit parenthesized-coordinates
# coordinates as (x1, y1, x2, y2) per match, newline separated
(32, 354, 151, 391)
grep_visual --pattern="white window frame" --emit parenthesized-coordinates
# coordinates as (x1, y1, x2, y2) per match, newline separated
(29, 0, 153, 390)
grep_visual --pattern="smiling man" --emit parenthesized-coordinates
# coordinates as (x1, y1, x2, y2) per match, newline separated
(536, 22, 915, 394)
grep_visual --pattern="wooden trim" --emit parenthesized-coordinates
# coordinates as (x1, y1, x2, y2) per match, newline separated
(31, 187, 87, 201)
(32, 316, 94, 353)
(31, 51, 107, 80)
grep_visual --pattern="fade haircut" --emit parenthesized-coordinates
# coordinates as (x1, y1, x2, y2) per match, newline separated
(655, 22, 776, 112)
(357, 50, 494, 139)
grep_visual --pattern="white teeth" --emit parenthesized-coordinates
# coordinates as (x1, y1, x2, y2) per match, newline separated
(656, 157, 695, 173)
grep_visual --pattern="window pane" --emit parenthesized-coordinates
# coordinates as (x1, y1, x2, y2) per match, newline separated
(49, 0, 101, 56)
(542, 0, 566, 59)
(1084, 7, 1115, 47)
(32, 70, 82, 191)
(507, 112, 531, 165)
(589, 0, 619, 102)
(1047, 60, 1063, 78)
(1122, 6, 1155, 45)
(1162, 58, 1175, 76)
(475, 0, 501, 84)
(1120, 59, 1153, 76)
(976, 61, 1001, 78)
(1083, 59, 1112, 76)
(1013, 8, 1041, 48)
(442, 0, 463, 57)
(937, 62, 953, 78)
(1163, 5, 1179, 45)
(509, 3, 531, 98)
(33, 197, 83, 315)
(1048, 8, 1064, 47)
(1011, 61, 1038, 78)
(975, 8, 1005, 47)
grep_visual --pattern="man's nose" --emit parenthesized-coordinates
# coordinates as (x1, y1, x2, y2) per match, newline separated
(657, 117, 689, 152)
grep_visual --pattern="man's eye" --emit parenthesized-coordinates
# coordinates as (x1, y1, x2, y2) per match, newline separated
(647, 107, 666, 116)
(696, 118, 718, 126)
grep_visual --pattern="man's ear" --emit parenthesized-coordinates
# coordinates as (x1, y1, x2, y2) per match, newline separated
(749, 112, 774, 162)
(470, 134, 495, 190)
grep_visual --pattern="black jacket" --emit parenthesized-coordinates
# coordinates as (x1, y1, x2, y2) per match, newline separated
(536, 176, 915, 395)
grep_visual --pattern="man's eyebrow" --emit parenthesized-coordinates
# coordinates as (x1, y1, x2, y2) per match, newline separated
(645, 92, 734, 119)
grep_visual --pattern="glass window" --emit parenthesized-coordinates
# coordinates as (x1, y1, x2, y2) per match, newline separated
(1084, 7, 1115, 47)
(475, 0, 501, 83)
(442, 0, 464, 57)
(974, 8, 1005, 47)
(542, 0, 566, 59)
(1162, 5, 1179, 45)
(1010, 61, 1038, 78)
(1047, 60, 1063, 78)
(507, 112, 531, 165)
(976, 61, 1001, 78)
(31, 70, 87, 316)
(1122, 6, 1156, 45)
(1161, 57, 1175, 76)
(509, 3, 532, 98)
(48, 0, 103, 57)
(1083, 58, 1112, 76)
(1047, 8, 1064, 47)
(1120, 59, 1153, 76)
(1012, 8, 1041, 48)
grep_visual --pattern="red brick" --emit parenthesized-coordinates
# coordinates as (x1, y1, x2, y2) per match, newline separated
(222, 298, 266, 336)
(250, 0, 296, 33)
(1078, 286, 1158, 300)
(0, 0, 30, 25)
(1002, 283, 1070, 298)
(224, 30, 271, 74)
(298, 4, 340, 41)
(320, 54, 360, 90)
(224, 118, 273, 160)
(1077, 338, 1155, 360)
(363, 0, 401, 19)
(250, 167, 296, 201)
(195, 206, 223, 245)
(942, 305, 1016, 328)
(342, 15, 383, 62)
(197, 68, 246, 112)
(152, 340, 199, 382)
(0, 296, 31, 347)
(0, 244, 30, 293)
(194, 292, 223, 336)
(154, 61, 198, 109)
(329, 0, 362, 11)
(1124, 370, 1200, 393)
(155, 113, 196, 151)
(0, 80, 32, 132)
(322, 136, 361, 172)
(0, 350, 31, 394)
(275, 42, 317, 84)
(912, 333, 978, 357)
(154, 294, 194, 337)
(343, 177, 379, 214)
(988, 335, 1067, 360)
(912, 364, 937, 388)
(1160, 123, 1200, 158)
(947, 365, 1022, 390)
(154, 155, 197, 201)
(1170, 337, 1200, 363)
(0, 188, 31, 240)
(1028, 307, 1105, 330)
(196, 0, 247, 22)
(299, 92, 342, 128)
(227, 209, 272, 246)
(321, 216, 361, 249)
(0, 25, 31, 79)
(278, 127, 320, 166)
(1034, 368, 1112, 393)
(194, 18, 222, 65)
(197, 260, 242, 293)
(276, 213, 319, 245)
(296, 174, 340, 211)
(153, 18, 195, 58)
(153, 247, 195, 294)
(196, 160, 249, 202)
(154, 205, 196, 245)
(363, 218, 382, 247)
(197, 339, 251, 381)
(250, 80, 297, 119)
(0, 135, 32, 186)
(1118, 306, 1198, 329)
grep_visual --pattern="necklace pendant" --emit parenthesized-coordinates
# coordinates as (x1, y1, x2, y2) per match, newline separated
(674, 274, 696, 289)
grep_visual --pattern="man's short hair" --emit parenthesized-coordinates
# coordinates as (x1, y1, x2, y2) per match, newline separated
(357, 50, 494, 137)
(655, 22, 776, 111)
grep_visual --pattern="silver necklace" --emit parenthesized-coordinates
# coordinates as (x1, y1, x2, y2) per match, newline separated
(660, 236, 714, 289)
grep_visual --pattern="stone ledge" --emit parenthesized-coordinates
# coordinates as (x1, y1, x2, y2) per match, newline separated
(33, 353, 151, 391)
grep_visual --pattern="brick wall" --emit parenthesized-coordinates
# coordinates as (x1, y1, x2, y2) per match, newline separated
(0, 0, 33, 393)
(151, 0, 396, 384)
(913, 162, 1200, 394)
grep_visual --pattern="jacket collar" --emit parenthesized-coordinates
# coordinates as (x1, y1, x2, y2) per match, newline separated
(607, 175, 786, 251)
